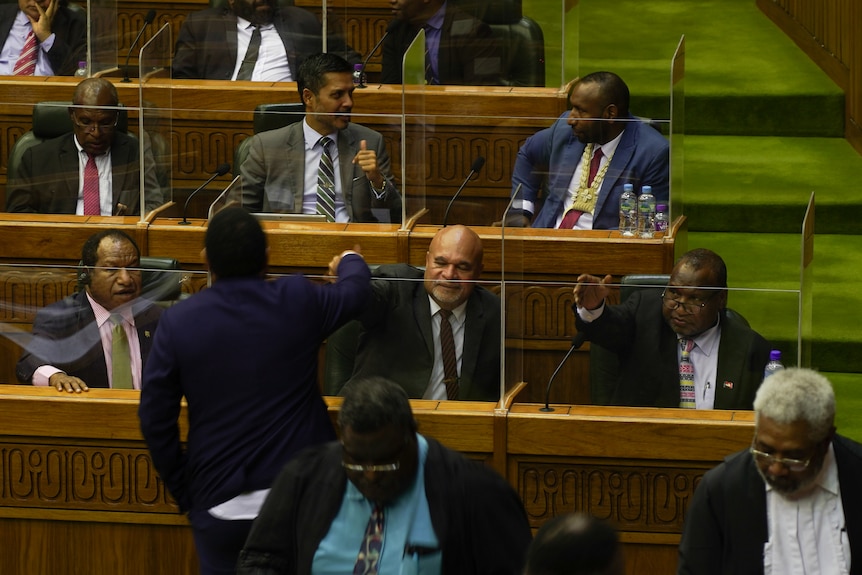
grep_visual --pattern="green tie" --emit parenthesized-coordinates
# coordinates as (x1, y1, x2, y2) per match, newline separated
(110, 313, 133, 389)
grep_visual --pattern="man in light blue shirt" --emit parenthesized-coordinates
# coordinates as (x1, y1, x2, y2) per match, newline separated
(238, 376, 532, 574)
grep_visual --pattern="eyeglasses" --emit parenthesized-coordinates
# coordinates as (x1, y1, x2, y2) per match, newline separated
(72, 114, 119, 133)
(341, 461, 400, 473)
(749, 447, 812, 472)
(661, 289, 719, 314)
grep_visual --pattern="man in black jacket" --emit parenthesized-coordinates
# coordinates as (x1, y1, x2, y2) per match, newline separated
(678, 368, 862, 574)
(238, 376, 532, 574)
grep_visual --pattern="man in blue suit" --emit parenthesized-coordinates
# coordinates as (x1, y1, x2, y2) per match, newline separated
(139, 207, 371, 575)
(509, 71, 669, 230)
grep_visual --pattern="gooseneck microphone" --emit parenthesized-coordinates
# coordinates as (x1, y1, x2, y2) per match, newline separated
(179, 163, 231, 225)
(540, 333, 586, 412)
(442, 156, 485, 227)
(122, 9, 156, 83)
(357, 20, 396, 88)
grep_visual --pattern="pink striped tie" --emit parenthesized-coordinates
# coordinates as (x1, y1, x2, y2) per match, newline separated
(83, 154, 101, 215)
(13, 31, 38, 76)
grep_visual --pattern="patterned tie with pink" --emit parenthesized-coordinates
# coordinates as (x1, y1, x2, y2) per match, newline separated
(679, 338, 696, 408)
(353, 504, 384, 574)
(13, 31, 38, 76)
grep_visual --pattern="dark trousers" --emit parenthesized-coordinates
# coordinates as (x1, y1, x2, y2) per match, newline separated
(188, 508, 255, 575)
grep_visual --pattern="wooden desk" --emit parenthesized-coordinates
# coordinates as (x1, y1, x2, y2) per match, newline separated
(0, 385, 753, 575)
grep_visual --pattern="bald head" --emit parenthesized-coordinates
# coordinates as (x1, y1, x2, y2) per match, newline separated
(423, 225, 484, 310)
(72, 78, 119, 107)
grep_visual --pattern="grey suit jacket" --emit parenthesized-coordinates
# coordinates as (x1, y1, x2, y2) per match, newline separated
(346, 264, 500, 401)
(0, 4, 86, 76)
(236, 121, 401, 223)
(5, 132, 163, 215)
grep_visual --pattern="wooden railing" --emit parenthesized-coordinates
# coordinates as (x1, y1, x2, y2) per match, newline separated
(757, 0, 862, 155)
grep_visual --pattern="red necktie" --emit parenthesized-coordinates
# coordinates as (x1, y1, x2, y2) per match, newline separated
(13, 31, 37, 76)
(560, 147, 604, 229)
(83, 154, 101, 215)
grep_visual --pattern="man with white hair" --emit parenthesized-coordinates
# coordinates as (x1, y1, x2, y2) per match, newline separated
(678, 368, 862, 574)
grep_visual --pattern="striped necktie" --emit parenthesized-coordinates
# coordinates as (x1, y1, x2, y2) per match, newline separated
(439, 309, 459, 400)
(316, 137, 336, 222)
(83, 154, 101, 215)
(679, 338, 696, 408)
(13, 30, 37, 76)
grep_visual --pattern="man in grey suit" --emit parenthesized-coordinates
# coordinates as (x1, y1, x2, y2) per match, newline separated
(5, 78, 162, 215)
(336, 225, 500, 401)
(236, 52, 401, 223)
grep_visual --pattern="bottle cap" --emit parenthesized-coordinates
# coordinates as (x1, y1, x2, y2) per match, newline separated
(78, 61, 86, 67)
(769, 349, 782, 361)
(623, 183, 633, 191)
(354, 63, 363, 70)
(656, 204, 667, 211)
(642, 185, 652, 193)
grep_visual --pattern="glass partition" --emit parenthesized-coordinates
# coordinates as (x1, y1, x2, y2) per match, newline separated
(139, 23, 173, 217)
(669, 35, 686, 253)
(0, 262, 199, 387)
(400, 30, 427, 227)
(88, 0, 118, 76)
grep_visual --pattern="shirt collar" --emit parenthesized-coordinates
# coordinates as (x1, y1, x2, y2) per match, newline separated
(427, 294, 468, 325)
(595, 129, 624, 159)
(685, 317, 721, 357)
(424, 3, 446, 31)
(85, 291, 135, 328)
(303, 118, 337, 150)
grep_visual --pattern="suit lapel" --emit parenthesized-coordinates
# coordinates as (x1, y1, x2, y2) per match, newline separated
(459, 293, 484, 396)
(57, 135, 82, 211)
(549, 136, 585, 219)
(0, 6, 16, 47)
(284, 123, 306, 212)
(713, 317, 746, 409)
(413, 284, 435, 361)
(335, 128, 357, 219)
(274, 12, 298, 72)
(223, 11, 239, 67)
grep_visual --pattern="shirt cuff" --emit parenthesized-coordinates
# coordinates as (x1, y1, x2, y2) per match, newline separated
(577, 301, 605, 323)
(33, 365, 62, 386)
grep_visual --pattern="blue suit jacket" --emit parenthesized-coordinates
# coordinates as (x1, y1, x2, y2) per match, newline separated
(512, 112, 670, 229)
(138, 255, 370, 513)
(16, 289, 162, 386)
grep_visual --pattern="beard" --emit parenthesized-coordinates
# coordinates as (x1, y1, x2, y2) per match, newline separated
(756, 462, 821, 500)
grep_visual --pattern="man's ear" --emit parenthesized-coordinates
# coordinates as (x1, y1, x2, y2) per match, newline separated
(604, 103, 618, 120)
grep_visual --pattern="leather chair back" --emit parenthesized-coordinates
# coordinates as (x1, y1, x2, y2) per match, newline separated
(234, 102, 305, 177)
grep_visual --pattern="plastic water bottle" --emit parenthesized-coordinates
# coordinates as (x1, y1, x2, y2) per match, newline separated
(637, 185, 656, 238)
(619, 183, 637, 237)
(763, 350, 785, 380)
(654, 203, 669, 236)
(353, 63, 364, 85)
(74, 61, 87, 78)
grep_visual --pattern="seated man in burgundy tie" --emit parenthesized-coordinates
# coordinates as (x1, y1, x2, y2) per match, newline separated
(5, 78, 163, 215)
(0, 0, 86, 76)
(572, 248, 771, 409)
(508, 71, 670, 229)
(237, 376, 532, 574)
(16, 230, 162, 392)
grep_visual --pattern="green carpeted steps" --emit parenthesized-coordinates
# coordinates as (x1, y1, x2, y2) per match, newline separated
(685, 135, 862, 234)
(690, 232, 862, 374)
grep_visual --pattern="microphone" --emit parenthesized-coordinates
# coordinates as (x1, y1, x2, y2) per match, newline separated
(357, 20, 396, 88)
(540, 333, 586, 412)
(442, 156, 485, 227)
(179, 163, 231, 225)
(122, 9, 156, 83)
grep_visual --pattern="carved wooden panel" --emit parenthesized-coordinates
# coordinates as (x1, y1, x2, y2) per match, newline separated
(0, 441, 177, 515)
(514, 457, 711, 534)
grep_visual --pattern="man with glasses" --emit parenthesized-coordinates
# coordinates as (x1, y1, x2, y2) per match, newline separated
(238, 376, 532, 574)
(678, 368, 862, 574)
(6, 77, 162, 215)
(572, 248, 771, 409)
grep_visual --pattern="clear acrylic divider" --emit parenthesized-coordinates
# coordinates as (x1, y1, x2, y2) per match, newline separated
(87, 0, 118, 76)
(400, 30, 427, 227)
(138, 23, 173, 218)
(670, 35, 686, 254)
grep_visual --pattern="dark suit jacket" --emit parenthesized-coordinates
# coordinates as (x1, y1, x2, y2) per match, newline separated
(236, 121, 401, 223)
(346, 264, 500, 401)
(237, 437, 532, 575)
(5, 132, 163, 215)
(678, 435, 862, 575)
(138, 255, 370, 513)
(512, 113, 670, 229)
(575, 289, 771, 409)
(381, 5, 502, 85)
(172, 7, 359, 80)
(0, 4, 86, 76)
(16, 289, 162, 387)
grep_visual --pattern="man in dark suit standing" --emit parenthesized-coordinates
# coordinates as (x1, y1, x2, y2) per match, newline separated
(235, 52, 401, 223)
(172, 0, 359, 81)
(381, 0, 502, 85)
(139, 207, 371, 575)
(17, 230, 162, 392)
(339, 224, 500, 401)
(573, 248, 771, 409)
(5, 78, 162, 215)
(679, 368, 862, 574)
(508, 71, 669, 229)
(0, 0, 85, 76)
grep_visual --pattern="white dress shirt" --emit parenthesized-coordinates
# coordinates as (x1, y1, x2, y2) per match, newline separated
(302, 120, 348, 222)
(73, 136, 114, 216)
(424, 296, 467, 400)
(0, 11, 56, 76)
(231, 17, 292, 82)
